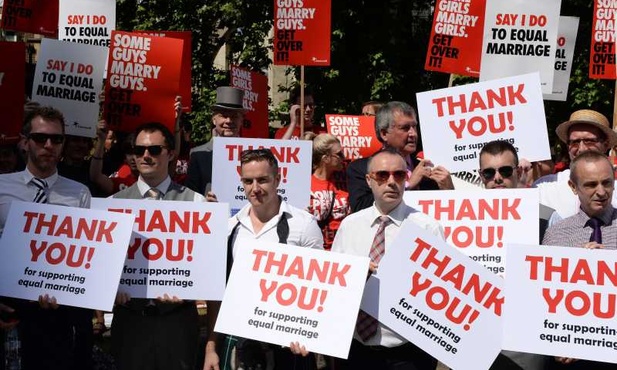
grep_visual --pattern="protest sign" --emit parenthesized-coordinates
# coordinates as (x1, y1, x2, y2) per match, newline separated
(424, 0, 486, 77)
(416, 72, 550, 172)
(451, 170, 484, 190)
(590, 0, 617, 79)
(0, 201, 134, 311)
(1, 0, 58, 36)
(212, 137, 312, 215)
(90, 198, 228, 300)
(362, 222, 503, 370)
(32, 39, 107, 138)
(273, 0, 331, 66)
(480, 0, 561, 94)
(326, 115, 381, 160)
(215, 240, 370, 358)
(504, 244, 617, 364)
(545, 17, 579, 101)
(404, 189, 539, 274)
(230, 65, 269, 138)
(58, 0, 115, 47)
(103, 31, 183, 133)
(0, 41, 25, 141)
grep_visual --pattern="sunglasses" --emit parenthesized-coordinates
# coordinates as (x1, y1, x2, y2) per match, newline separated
(480, 166, 515, 180)
(133, 145, 167, 156)
(369, 170, 408, 183)
(330, 151, 345, 159)
(28, 133, 65, 145)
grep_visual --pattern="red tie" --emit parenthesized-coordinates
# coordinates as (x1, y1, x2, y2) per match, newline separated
(356, 215, 391, 341)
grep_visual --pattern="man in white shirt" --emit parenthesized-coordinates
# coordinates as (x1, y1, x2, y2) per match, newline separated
(332, 148, 443, 370)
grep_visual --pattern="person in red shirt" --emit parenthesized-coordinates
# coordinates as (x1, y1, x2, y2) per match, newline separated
(275, 86, 326, 140)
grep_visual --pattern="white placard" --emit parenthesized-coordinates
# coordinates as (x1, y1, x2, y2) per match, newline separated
(544, 16, 580, 101)
(58, 0, 115, 47)
(0, 201, 134, 311)
(91, 198, 228, 300)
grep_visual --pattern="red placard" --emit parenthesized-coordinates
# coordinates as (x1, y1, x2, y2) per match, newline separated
(424, 0, 486, 77)
(326, 114, 381, 160)
(589, 0, 616, 79)
(273, 0, 331, 66)
(103, 31, 183, 134)
(1, 0, 59, 36)
(230, 65, 269, 138)
(137, 31, 192, 111)
(0, 42, 25, 141)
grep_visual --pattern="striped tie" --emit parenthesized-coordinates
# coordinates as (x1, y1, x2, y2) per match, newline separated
(144, 188, 161, 200)
(31, 178, 48, 204)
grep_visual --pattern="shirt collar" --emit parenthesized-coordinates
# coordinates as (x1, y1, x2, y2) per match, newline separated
(137, 176, 171, 197)
(234, 196, 291, 224)
(23, 168, 59, 187)
(370, 201, 406, 227)
(579, 206, 617, 226)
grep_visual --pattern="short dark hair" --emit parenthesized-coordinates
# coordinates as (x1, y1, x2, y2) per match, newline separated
(132, 122, 175, 150)
(479, 140, 519, 167)
(240, 148, 278, 176)
(367, 147, 405, 172)
(569, 151, 612, 183)
(290, 86, 314, 105)
(375, 102, 416, 144)
(22, 105, 65, 135)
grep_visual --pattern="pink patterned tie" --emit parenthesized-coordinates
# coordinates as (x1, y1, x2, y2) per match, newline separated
(356, 215, 392, 341)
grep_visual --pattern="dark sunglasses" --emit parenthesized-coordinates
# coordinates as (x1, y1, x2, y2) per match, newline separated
(28, 133, 65, 145)
(369, 170, 408, 183)
(480, 166, 515, 179)
(133, 145, 166, 156)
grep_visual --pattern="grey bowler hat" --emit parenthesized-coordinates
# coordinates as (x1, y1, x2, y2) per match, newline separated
(212, 86, 246, 111)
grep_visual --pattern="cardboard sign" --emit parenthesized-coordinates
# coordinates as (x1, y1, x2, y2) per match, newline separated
(404, 189, 540, 275)
(211, 137, 312, 215)
(0, 41, 25, 141)
(424, 0, 487, 77)
(326, 115, 381, 160)
(416, 72, 550, 172)
(590, 0, 616, 79)
(58, 0, 115, 47)
(0, 201, 135, 311)
(480, 0, 561, 94)
(90, 198, 228, 300)
(544, 17, 579, 101)
(215, 240, 370, 358)
(230, 65, 269, 138)
(32, 39, 107, 138)
(1, 0, 58, 36)
(103, 31, 183, 133)
(362, 222, 503, 370)
(273, 0, 331, 66)
(504, 244, 617, 364)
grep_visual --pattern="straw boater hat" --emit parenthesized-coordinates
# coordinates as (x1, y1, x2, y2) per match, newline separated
(212, 86, 246, 111)
(555, 109, 617, 148)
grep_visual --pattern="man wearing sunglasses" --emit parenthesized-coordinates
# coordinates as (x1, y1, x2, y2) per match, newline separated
(0, 105, 92, 370)
(332, 148, 444, 370)
(275, 86, 327, 140)
(111, 122, 206, 370)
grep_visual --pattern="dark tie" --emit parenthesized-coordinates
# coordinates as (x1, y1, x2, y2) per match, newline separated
(144, 188, 162, 200)
(356, 215, 392, 341)
(589, 217, 603, 244)
(31, 178, 48, 203)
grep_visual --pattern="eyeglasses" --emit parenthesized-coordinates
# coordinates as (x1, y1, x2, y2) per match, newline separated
(568, 138, 601, 148)
(330, 151, 345, 160)
(369, 170, 408, 183)
(27, 133, 65, 145)
(480, 166, 515, 180)
(133, 145, 167, 156)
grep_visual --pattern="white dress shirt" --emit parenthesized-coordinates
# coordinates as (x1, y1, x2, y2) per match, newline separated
(135, 176, 205, 202)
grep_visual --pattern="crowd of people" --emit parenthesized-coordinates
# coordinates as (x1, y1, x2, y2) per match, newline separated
(0, 84, 616, 370)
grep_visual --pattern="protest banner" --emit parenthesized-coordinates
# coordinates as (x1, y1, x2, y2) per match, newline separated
(590, 0, 617, 79)
(0, 41, 25, 141)
(0, 201, 135, 311)
(0, 0, 58, 36)
(103, 31, 183, 133)
(424, 0, 486, 77)
(90, 198, 228, 300)
(230, 64, 269, 138)
(416, 72, 550, 173)
(212, 137, 312, 215)
(58, 0, 115, 47)
(451, 170, 484, 190)
(545, 16, 579, 101)
(404, 189, 539, 274)
(138, 31, 192, 112)
(361, 221, 503, 370)
(325, 114, 381, 160)
(215, 239, 370, 358)
(504, 244, 617, 364)
(273, 0, 331, 66)
(480, 0, 561, 94)
(32, 39, 107, 138)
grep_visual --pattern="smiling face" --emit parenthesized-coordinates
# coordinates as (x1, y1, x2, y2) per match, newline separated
(569, 156, 614, 218)
(380, 110, 418, 156)
(212, 108, 243, 137)
(134, 129, 174, 186)
(366, 151, 407, 214)
(241, 159, 281, 209)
